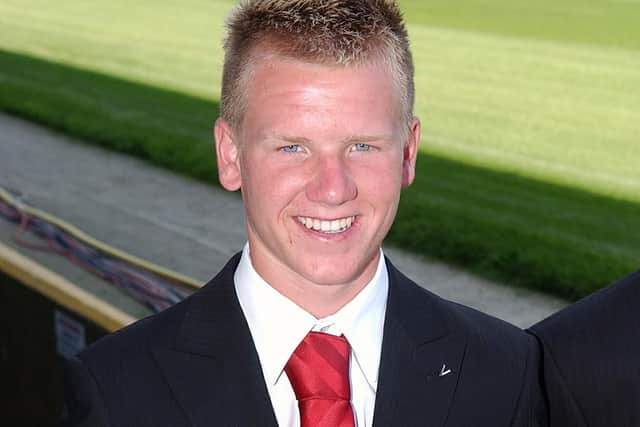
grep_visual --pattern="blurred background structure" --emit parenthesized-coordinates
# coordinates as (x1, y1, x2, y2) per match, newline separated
(0, 0, 638, 424)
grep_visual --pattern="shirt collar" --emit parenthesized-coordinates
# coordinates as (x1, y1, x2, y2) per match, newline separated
(234, 244, 388, 390)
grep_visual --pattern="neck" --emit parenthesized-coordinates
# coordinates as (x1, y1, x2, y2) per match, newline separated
(248, 248, 381, 318)
(282, 279, 371, 318)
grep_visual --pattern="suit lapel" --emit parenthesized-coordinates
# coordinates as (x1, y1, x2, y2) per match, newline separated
(148, 254, 466, 427)
(152, 254, 278, 427)
(373, 260, 467, 427)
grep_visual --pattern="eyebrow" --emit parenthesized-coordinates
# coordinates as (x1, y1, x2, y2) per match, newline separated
(343, 135, 389, 143)
(277, 135, 311, 144)
(272, 134, 391, 144)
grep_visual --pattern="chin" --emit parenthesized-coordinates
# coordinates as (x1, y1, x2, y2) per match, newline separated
(297, 260, 372, 288)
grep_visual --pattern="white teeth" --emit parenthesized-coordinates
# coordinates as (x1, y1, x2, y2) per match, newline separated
(297, 216, 355, 234)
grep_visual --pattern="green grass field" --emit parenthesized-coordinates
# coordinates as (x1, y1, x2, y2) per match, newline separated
(0, 0, 638, 299)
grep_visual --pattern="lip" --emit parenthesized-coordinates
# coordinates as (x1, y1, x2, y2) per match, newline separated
(294, 215, 358, 239)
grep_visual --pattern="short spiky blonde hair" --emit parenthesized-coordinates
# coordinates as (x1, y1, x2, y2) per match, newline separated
(220, 0, 414, 128)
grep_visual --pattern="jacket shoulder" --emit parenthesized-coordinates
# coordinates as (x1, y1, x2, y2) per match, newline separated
(384, 260, 547, 426)
(529, 269, 640, 426)
(389, 260, 533, 352)
(78, 253, 242, 365)
(79, 290, 190, 364)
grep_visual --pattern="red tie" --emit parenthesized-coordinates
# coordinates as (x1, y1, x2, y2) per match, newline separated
(285, 331, 356, 427)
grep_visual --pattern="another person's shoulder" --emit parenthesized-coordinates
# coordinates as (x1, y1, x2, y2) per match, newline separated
(529, 269, 640, 427)
(531, 268, 640, 338)
(530, 268, 640, 363)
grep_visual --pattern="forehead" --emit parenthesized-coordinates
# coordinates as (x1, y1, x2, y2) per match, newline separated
(256, 58, 389, 93)
(240, 57, 402, 135)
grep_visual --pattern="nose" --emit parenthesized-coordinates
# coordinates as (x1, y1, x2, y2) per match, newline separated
(305, 155, 357, 205)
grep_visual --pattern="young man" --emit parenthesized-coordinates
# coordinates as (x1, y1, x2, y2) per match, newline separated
(62, 1, 547, 426)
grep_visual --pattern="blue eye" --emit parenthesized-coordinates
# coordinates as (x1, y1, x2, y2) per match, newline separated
(281, 145, 302, 153)
(352, 143, 371, 152)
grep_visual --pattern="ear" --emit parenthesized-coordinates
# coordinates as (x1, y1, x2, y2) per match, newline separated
(214, 118, 242, 191)
(401, 117, 420, 188)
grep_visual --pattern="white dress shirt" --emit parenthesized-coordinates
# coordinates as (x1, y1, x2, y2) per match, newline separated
(234, 244, 389, 427)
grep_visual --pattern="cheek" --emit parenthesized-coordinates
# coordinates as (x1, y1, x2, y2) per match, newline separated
(242, 159, 306, 210)
(354, 155, 404, 195)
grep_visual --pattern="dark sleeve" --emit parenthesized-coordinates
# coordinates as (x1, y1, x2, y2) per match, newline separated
(60, 356, 109, 427)
(529, 269, 640, 426)
(530, 332, 587, 427)
(510, 335, 549, 427)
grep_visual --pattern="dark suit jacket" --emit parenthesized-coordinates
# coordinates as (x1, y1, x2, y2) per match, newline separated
(62, 255, 547, 426)
(529, 269, 640, 427)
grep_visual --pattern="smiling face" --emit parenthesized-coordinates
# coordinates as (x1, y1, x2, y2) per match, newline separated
(215, 57, 419, 315)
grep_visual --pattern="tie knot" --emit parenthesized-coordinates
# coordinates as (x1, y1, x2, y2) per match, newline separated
(285, 331, 351, 401)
